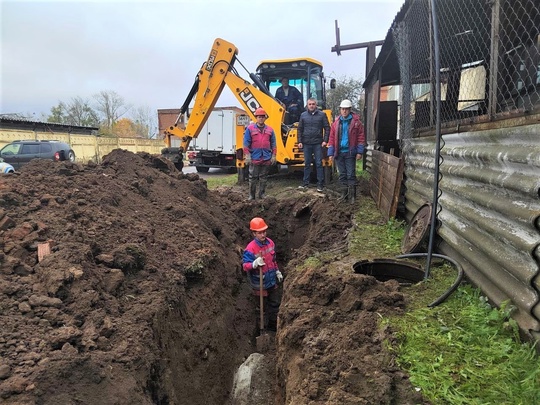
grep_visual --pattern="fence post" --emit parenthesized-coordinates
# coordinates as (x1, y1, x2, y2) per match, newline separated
(488, 0, 501, 119)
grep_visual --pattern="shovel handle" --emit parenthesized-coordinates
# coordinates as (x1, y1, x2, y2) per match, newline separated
(259, 266, 264, 333)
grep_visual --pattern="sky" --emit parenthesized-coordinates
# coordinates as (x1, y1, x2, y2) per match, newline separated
(1, 0, 404, 122)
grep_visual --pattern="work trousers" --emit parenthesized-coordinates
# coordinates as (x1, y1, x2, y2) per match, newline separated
(249, 164, 270, 186)
(335, 154, 357, 186)
(248, 163, 270, 198)
(302, 143, 324, 188)
(253, 286, 281, 331)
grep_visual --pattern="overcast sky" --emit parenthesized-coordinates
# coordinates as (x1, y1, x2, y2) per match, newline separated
(1, 0, 404, 121)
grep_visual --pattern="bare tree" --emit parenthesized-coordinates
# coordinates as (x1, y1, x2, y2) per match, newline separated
(93, 90, 131, 133)
(66, 97, 100, 127)
(326, 76, 365, 118)
(131, 105, 157, 138)
(47, 98, 99, 127)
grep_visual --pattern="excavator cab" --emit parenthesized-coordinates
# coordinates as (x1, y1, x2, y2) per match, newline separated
(256, 58, 328, 125)
(254, 58, 333, 177)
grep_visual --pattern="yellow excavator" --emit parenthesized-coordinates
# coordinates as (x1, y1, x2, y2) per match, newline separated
(162, 37, 333, 182)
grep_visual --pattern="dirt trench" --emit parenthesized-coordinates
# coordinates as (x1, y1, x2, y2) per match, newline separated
(0, 150, 426, 405)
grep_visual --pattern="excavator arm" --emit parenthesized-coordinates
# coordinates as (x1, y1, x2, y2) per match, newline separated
(164, 38, 297, 166)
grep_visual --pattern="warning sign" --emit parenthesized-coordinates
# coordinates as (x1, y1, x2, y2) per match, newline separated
(236, 114, 251, 127)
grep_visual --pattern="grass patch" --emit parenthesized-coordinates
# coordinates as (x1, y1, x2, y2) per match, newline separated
(205, 174, 238, 189)
(385, 285, 540, 404)
(356, 159, 370, 180)
(349, 198, 405, 260)
(299, 256, 322, 270)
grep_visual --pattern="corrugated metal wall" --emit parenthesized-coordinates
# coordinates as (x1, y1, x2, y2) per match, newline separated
(403, 121, 540, 339)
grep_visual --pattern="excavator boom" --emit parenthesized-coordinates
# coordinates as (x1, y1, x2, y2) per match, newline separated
(164, 38, 239, 153)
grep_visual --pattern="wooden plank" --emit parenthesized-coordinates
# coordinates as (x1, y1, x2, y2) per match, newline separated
(390, 157, 405, 218)
(369, 150, 404, 221)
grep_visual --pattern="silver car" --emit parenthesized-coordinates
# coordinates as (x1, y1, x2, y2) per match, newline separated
(0, 159, 15, 173)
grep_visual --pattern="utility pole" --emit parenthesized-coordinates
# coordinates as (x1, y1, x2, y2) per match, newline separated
(331, 20, 384, 79)
(331, 20, 385, 169)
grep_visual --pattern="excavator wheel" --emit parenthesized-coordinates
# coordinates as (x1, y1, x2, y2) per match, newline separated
(324, 166, 333, 185)
(237, 167, 248, 184)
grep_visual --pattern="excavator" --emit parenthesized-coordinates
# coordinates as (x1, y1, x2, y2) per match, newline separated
(162, 37, 333, 182)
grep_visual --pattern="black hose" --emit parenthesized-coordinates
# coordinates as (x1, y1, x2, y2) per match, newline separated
(396, 253, 464, 307)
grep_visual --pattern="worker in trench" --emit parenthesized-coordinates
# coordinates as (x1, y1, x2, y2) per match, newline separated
(242, 217, 283, 332)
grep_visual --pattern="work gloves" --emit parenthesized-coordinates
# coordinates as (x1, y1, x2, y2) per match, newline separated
(271, 155, 276, 165)
(244, 154, 252, 165)
(252, 257, 283, 283)
(252, 256, 265, 268)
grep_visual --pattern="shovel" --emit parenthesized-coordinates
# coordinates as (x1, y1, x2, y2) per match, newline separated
(256, 266, 272, 352)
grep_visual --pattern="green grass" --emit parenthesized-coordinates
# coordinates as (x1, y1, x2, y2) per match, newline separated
(349, 198, 405, 260)
(356, 159, 370, 180)
(385, 286, 540, 404)
(205, 174, 238, 189)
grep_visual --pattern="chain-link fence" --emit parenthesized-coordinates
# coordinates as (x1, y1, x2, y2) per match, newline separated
(391, 0, 539, 137)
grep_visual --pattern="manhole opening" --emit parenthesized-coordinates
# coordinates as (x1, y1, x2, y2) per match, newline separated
(353, 259, 424, 285)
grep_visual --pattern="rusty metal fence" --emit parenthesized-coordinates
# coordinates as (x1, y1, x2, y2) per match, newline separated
(392, 0, 540, 139)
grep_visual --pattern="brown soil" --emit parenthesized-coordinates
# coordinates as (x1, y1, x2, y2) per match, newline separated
(0, 150, 426, 405)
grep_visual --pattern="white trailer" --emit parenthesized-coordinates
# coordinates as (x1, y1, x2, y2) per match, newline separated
(159, 107, 247, 172)
(191, 108, 244, 173)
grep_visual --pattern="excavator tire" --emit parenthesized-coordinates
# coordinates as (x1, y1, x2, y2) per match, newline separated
(196, 166, 209, 173)
(237, 167, 248, 184)
(324, 166, 333, 185)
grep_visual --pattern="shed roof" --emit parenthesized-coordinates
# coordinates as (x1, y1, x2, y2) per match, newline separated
(0, 117, 98, 134)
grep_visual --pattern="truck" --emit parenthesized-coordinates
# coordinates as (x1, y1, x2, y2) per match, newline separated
(161, 37, 333, 183)
(159, 107, 248, 173)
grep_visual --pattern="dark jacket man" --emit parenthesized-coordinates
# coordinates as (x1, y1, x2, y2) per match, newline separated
(298, 108, 330, 145)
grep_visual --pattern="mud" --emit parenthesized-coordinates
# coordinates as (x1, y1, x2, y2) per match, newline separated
(0, 150, 426, 404)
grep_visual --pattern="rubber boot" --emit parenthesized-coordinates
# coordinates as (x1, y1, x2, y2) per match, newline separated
(248, 182, 257, 201)
(338, 185, 348, 202)
(258, 181, 267, 199)
(348, 185, 356, 204)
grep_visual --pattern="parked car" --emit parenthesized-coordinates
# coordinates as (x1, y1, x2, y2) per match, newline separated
(0, 159, 15, 173)
(0, 140, 76, 169)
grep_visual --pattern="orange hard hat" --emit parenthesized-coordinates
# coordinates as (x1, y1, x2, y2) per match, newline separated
(250, 217, 268, 231)
(254, 108, 267, 117)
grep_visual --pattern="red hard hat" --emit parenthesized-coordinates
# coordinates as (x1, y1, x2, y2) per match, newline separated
(250, 217, 268, 231)
(254, 108, 267, 117)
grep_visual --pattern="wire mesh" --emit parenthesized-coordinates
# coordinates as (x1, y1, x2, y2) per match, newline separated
(391, 0, 540, 133)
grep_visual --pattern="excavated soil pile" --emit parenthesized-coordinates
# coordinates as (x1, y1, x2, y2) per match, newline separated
(276, 267, 426, 404)
(0, 150, 426, 405)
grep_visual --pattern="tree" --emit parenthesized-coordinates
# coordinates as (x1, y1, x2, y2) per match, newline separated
(93, 90, 131, 133)
(48, 103, 67, 124)
(66, 97, 100, 127)
(131, 105, 157, 139)
(326, 76, 365, 118)
(47, 98, 99, 127)
(112, 118, 138, 138)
